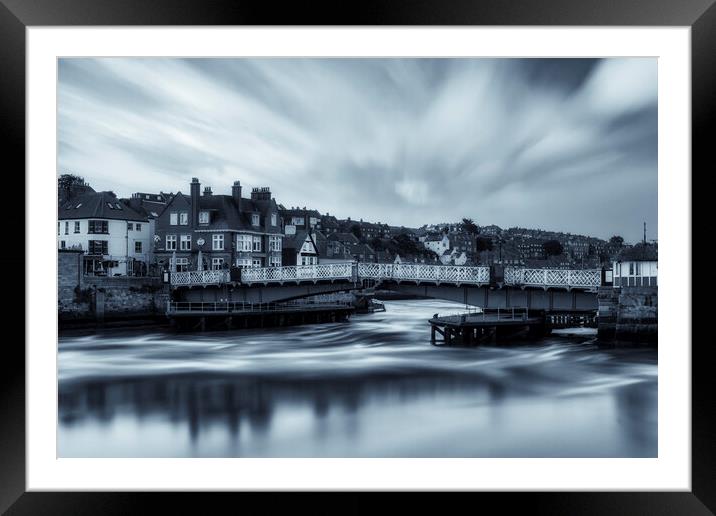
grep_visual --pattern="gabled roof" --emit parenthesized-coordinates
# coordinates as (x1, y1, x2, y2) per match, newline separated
(59, 191, 148, 222)
(284, 230, 320, 255)
(328, 232, 360, 244)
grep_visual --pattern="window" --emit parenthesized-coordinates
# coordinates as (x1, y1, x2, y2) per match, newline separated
(292, 216, 304, 226)
(237, 234, 252, 252)
(301, 256, 317, 266)
(57, 222, 60, 235)
(107, 202, 115, 210)
(309, 217, 318, 227)
(252, 236, 262, 252)
(60, 240, 66, 249)
(166, 235, 177, 250)
(136, 223, 142, 231)
(252, 258, 262, 267)
(135, 241, 142, 253)
(271, 213, 277, 226)
(180, 234, 192, 251)
(114, 203, 123, 210)
(128, 223, 133, 231)
(75, 203, 82, 209)
(212, 258, 224, 270)
(88, 240, 109, 255)
(212, 234, 224, 250)
(199, 211, 210, 224)
(74, 221, 80, 233)
(236, 258, 252, 268)
(170, 212, 178, 225)
(176, 258, 189, 272)
(269, 256, 282, 267)
(269, 235, 282, 252)
(64, 221, 69, 235)
(88, 220, 108, 234)
(252, 213, 260, 226)
(179, 212, 189, 225)
(629, 263, 634, 275)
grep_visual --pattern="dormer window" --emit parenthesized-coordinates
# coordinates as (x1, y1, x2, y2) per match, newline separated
(271, 213, 277, 226)
(107, 202, 114, 209)
(75, 203, 82, 208)
(199, 211, 210, 224)
(252, 213, 260, 226)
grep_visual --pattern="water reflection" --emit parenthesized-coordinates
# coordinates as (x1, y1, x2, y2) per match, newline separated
(58, 299, 657, 457)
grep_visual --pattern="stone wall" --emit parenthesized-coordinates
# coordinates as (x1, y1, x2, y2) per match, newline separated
(598, 286, 657, 343)
(58, 251, 169, 323)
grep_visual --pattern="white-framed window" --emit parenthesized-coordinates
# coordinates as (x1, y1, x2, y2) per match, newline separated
(211, 257, 224, 270)
(179, 212, 189, 225)
(166, 235, 177, 250)
(269, 235, 282, 252)
(64, 221, 69, 234)
(235, 258, 252, 268)
(212, 233, 224, 250)
(271, 213, 277, 226)
(128, 223, 133, 231)
(309, 217, 318, 227)
(180, 234, 192, 250)
(252, 213, 260, 226)
(292, 216, 304, 226)
(269, 256, 282, 267)
(176, 257, 189, 272)
(252, 236, 262, 252)
(199, 211, 210, 224)
(136, 223, 142, 231)
(74, 221, 80, 233)
(169, 212, 178, 225)
(237, 234, 252, 252)
(252, 258, 262, 267)
(60, 240, 66, 249)
(300, 256, 317, 266)
(135, 241, 142, 253)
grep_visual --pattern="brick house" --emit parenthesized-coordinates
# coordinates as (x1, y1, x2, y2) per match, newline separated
(153, 178, 282, 272)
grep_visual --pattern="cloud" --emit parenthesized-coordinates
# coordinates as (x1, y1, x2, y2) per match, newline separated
(58, 58, 657, 242)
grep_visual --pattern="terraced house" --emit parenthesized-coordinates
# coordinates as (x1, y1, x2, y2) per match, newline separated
(154, 178, 283, 272)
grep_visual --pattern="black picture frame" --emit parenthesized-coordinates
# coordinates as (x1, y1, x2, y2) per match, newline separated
(1, 0, 707, 513)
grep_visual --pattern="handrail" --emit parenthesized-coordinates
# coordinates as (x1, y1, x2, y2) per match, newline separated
(170, 262, 601, 289)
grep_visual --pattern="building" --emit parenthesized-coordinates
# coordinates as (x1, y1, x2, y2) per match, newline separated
(282, 230, 320, 266)
(278, 206, 322, 232)
(154, 178, 282, 272)
(613, 243, 658, 287)
(58, 190, 151, 276)
(423, 233, 450, 255)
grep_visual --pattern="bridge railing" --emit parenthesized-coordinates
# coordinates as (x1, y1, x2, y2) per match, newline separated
(170, 269, 230, 286)
(240, 263, 354, 284)
(504, 267, 601, 289)
(357, 263, 490, 285)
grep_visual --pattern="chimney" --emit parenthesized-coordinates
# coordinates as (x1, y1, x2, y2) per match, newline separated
(203, 186, 212, 196)
(232, 181, 242, 211)
(190, 178, 200, 227)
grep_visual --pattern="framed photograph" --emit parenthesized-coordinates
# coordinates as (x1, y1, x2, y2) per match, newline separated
(3, 0, 708, 513)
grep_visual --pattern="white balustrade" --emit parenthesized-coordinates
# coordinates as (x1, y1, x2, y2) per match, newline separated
(172, 262, 599, 289)
(504, 267, 600, 289)
(170, 269, 230, 286)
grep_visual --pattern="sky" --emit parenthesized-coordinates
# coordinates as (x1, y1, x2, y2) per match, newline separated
(58, 58, 657, 243)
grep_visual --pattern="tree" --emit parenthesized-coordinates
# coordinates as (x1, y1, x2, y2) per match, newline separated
(543, 239, 564, 256)
(461, 218, 480, 236)
(350, 224, 363, 240)
(58, 173, 87, 201)
(609, 235, 624, 247)
(475, 237, 493, 252)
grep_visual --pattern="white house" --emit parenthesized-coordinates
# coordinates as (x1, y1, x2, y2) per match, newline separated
(613, 244, 658, 287)
(424, 233, 450, 255)
(58, 191, 151, 276)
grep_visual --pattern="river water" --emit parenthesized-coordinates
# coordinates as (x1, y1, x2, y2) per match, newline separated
(58, 299, 657, 457)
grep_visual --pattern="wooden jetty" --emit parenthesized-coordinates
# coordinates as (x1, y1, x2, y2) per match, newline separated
(429, 307, 545, 346)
